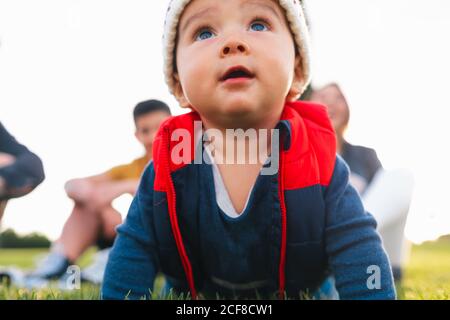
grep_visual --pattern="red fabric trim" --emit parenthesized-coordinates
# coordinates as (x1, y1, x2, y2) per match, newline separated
(278, 146, 287, 299)
(162, 128, 198, 299)
(153, 101, 336, 192)
(153, 112, 200, 192)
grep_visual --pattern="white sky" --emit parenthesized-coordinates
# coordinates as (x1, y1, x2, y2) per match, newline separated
(1, 0, 449, 243)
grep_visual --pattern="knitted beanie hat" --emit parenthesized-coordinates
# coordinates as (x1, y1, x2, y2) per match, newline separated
(163, 0, 311, 98)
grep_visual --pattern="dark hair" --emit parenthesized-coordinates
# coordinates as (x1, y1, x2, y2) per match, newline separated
(133, 99, 171, 123)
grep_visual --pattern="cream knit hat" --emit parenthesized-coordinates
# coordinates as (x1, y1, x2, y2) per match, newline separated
(163, 0, 311, 97)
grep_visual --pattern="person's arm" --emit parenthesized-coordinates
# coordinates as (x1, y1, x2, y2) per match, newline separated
(101, 163, 159, 300)
(0, 177, 6, 196)
(362, 168, 414, 230)
(64, 173, 110, 203)
(88, 179, 139, 209)
(0, 159, 9, 195)
(0, 123, 45, 200)
(324, 155, 396, 300)
(65, 172, 139, 207)
(0, 152, 16, 167)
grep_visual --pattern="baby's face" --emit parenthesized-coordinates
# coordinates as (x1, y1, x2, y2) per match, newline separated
(174, 0, 302, 129)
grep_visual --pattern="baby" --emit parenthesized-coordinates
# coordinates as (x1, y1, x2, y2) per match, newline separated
(102, 0, 396, 300)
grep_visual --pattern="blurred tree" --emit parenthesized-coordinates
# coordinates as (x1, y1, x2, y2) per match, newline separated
(0, 228, 51, 248)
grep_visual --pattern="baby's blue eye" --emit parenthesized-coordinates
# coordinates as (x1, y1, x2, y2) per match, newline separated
(250, 22, 268, 32)
(196, 29, 214, 41)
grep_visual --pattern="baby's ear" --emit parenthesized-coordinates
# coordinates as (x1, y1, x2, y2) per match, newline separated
(173, 73, 191, 108)
(287, 55, 304, 101)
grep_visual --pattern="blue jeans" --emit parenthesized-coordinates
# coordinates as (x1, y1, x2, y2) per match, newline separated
(314, 276, 339, 300)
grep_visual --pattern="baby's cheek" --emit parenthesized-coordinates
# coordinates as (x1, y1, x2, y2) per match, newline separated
(182, 65, 208, 94)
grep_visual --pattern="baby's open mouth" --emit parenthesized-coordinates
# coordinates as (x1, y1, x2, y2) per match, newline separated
(220, 66, 255, 81)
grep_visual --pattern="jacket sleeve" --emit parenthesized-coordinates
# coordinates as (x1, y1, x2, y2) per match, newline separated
(101, 162, 159, 300)
(324, 155, 396, 300)
(0, 123, 45, 199)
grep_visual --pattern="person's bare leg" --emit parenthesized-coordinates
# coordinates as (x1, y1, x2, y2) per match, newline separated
(0, 200, 7, 222)
(56, 202, 101, 262)
(27, 202, 106, 280)
(56, 203, 122, 262)
(99, 206, 123, 243)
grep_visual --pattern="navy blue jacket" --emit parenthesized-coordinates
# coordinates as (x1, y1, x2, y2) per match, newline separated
(0, 122, 45, 200)
(102, 101, 395, 300)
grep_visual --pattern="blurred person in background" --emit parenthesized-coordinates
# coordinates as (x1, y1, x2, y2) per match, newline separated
(0, 122, 45, 222)
(309, 83, 414, 282)
(24, 100, 171, 287)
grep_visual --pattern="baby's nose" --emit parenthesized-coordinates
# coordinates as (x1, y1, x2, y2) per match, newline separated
(221, 39, 250, 57)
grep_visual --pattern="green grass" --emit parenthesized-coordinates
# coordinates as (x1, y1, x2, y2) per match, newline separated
(1, 239, 449, 300)
(0, 247, 101, 300)
(0, 284, 101, 300)
(0, 248, 47, 269)
(396, 239, 450, 300)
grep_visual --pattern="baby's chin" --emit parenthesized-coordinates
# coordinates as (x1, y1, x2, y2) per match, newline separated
(192, 96, 274, 128)
(210, 105, 267, 129)
(218, 97, 261, 115)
